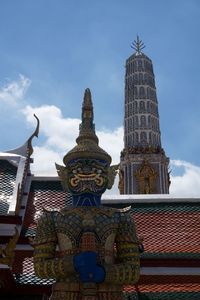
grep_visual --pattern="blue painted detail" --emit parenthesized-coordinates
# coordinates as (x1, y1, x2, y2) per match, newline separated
(72, 193, 101, 207)
(74, 251, 105, 283)
(74, 251, 97, 270)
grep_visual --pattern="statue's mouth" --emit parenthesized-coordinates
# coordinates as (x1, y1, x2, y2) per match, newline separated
(70, 173, 104, 187)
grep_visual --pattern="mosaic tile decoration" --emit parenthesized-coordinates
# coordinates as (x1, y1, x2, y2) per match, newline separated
(13, 253, 200, 296)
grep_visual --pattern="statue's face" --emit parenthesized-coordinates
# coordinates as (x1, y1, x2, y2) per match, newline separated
(66, 158, 109, 206)
(67, 158, 109, 196)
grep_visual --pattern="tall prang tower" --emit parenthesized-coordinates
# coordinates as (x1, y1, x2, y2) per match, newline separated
(119, 36, 170, 194)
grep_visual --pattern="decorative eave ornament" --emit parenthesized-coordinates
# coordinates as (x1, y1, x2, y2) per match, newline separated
(27, 114, 40, 157)
(56, 89, 118, 206)
(6, 114, 40, 158)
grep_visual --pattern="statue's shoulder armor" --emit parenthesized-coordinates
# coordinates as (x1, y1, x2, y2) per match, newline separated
(100, 206, 119, 217)
(59, 206, 84, 219)
(116, 206, 133, 224)
(34, 209, 58, 245)
(117, 205, 132, 214)
(101, 205, 131, 213)
(103, 205, 132, 216)
(40, 208, 59, 222)
(59, 206, 74, 215)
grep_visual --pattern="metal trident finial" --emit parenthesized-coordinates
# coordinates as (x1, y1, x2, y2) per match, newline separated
(131, 35, 145, 53)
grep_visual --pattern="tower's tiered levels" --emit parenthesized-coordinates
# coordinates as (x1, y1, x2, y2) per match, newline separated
(120, 37, 170, 194)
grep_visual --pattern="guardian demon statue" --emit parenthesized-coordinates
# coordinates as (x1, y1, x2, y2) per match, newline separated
(33, 89, 140, 299)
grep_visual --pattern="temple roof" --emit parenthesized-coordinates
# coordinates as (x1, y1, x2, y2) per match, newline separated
(0, 174, 199, 297)
(0, 159, 17, 215)
(0, 116, 39, 218)
(11, 191, 200, 298)
(20, 186, 200, 258)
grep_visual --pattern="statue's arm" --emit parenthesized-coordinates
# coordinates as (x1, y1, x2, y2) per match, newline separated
(104, 211, 140, 284)
(33, 212, 75, 279)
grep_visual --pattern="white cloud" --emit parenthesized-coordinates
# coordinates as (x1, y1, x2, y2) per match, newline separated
(170, 160, 200, 197)
(31, 146, 63, 175)
(22, 104, 80, 151)
(21, 104, 123, 179)
(0, 74, 31, 105)
(22, 104, 80, 175)
(22, 104, 200, 197)
(97, 127, 123, 165)
(0, 72, 198, 197)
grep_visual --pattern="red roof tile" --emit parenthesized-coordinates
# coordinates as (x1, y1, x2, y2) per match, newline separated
(133, 211, 200, 254)
(21, 183, 200, 258)
(125, 279, 200, 293)
(22, 181, 66, 233)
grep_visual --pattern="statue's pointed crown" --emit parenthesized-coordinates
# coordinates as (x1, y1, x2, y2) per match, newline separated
(63, 88, 111, 165)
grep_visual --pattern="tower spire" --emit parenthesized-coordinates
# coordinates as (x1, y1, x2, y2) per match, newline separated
(131, 35, 145, 54)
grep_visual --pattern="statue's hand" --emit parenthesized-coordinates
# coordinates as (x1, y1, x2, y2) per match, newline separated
(74, 251, 105, 283)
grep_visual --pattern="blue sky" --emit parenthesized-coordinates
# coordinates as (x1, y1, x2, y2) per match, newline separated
(0, 0, 200, 195)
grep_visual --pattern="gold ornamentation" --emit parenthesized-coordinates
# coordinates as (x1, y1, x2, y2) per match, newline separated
(82, 213, 95, 227)
(34, 207, 140, 297)
(120, 146, 165, 158)
(107, 164, 119, 190)
(63, 89, 111, 166)
(135, 159, 157, 194)
(70, 171, 104, 188)
(34, 89, 140, 299)
(67, 159, 108, 194)
(0, 227, 19, 267)
(104, 233, 115, 264)
(118, 169, 124, 194)
(57, 234, 73, 252)
(55, 163, 69, 192)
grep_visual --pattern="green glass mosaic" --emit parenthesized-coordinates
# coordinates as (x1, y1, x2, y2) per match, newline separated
(104, 202, 200, 213)
(123, 291, 200, 300)
(141, 252, 200, 259)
